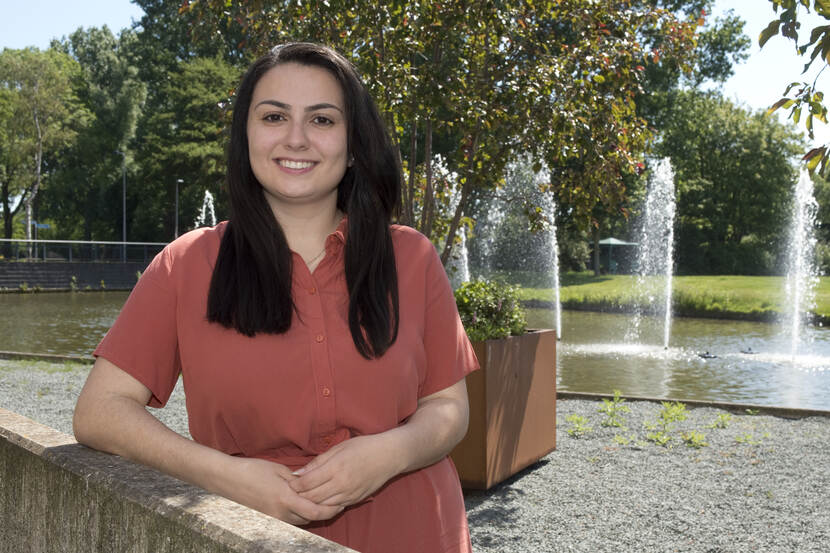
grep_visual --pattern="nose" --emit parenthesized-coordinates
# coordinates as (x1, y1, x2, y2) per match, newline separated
(285, 118, 308, 150)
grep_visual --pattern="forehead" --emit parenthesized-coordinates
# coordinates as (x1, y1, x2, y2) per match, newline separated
(251, 62, 345, 108)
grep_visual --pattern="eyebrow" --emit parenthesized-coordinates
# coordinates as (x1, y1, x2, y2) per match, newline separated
(254, 100, 343, 113)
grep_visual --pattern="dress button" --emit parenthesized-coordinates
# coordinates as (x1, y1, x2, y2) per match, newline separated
(322, 387, 331, 397)
(309, 287, 317, 295)
(315, 334, 325, 343)
(322, 435, 332, 446)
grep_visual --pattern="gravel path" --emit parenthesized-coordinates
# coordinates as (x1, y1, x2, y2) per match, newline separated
(2, 358, 828, 553)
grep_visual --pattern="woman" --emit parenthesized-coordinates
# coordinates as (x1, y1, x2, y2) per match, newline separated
(73, 43, 479, 552)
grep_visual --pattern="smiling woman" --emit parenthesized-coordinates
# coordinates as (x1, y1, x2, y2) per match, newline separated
(73, 43, 479, 553)
(246, 63, 350, 231)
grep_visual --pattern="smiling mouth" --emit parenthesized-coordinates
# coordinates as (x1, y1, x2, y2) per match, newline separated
(278, 159, 316, 170)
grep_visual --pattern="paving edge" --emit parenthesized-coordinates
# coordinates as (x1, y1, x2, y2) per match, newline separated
(557, 390, 830, 419)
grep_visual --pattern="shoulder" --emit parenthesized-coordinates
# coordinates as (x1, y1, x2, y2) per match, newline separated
(390, 224, 444, 278)
(390, 224, 436, 258)
(147, 221, 227, 278)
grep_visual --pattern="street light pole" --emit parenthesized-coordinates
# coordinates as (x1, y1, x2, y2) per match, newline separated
(115, 150, 126, 262)
(175, 178, 183, 239)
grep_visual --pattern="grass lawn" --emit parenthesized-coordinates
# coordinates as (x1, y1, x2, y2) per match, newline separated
(496, 271, 830, 322)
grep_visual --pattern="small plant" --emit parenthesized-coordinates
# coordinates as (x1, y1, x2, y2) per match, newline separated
(646, 429, 672, 447)
(565, 414, 592, 438)
(644, 401, 688, 448)
(599, 390, 630, 428)
(735, 433, 761, 445)
(99, 279, 106, 290)
(69, 275, 79, 292)
(745, 408, 760, 416)
(708, 413, 732, 429)
(136, 270, 143, 281)
(84, 284, 92, 291)
(18, 281, 29, 292)
(681, 430, 708, 449)
(454, 279, 527, 341)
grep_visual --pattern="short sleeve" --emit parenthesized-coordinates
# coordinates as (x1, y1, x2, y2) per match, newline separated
(419, 245, 480, 398)
(93, 247, 180, 408)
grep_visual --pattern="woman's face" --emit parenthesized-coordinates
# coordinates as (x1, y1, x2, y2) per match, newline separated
(246, 62, 349, 215)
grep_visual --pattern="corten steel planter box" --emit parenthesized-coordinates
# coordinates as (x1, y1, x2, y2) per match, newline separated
(450, 329, 557, 490)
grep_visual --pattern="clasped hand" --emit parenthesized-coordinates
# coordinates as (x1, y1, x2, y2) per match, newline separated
(289, 433, 401, 509)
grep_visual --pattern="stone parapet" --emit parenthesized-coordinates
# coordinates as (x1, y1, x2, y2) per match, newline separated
(0, 408, 354, 553)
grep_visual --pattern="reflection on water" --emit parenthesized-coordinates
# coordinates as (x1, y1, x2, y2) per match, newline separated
(2, 293, 829, 410)
(0, 292, 128, 356)
(528, 309, 830, 410)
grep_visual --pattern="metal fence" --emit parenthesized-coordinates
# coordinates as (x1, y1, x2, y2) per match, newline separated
(0, 239, 167, 264)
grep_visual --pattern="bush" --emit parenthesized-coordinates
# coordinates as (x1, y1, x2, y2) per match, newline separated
(454, 279, 527, 342)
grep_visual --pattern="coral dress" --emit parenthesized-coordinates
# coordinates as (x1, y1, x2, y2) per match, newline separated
(94, 219, 479, 553)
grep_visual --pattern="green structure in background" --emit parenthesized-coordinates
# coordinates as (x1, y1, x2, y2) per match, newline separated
(598, 238, 638, 274)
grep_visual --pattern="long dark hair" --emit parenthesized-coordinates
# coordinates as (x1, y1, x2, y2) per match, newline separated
(207, 43, 400, 359)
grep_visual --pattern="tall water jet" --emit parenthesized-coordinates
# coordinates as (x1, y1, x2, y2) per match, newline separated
(784, 169, 819, 359)
(626, 158, 676, 348)
(194, 190, 216, 228)
(543, 192, 563, 340)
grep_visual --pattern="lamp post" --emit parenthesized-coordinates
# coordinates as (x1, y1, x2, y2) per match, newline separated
(175, 178, 183, 239)
(115, 150, 126, 262)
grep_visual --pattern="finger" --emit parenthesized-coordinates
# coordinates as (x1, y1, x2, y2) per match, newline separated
(288, 495, 344, 522)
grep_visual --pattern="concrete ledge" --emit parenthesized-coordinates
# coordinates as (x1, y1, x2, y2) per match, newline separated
(0, 350, 94, 364)
(557, 390, 830, 419)
(0, 408, 355, 553)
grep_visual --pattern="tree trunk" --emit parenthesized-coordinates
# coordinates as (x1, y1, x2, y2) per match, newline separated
(403, 117, 418, 227)
(592, 226, 601, 276)
(420, 118, 434, 238)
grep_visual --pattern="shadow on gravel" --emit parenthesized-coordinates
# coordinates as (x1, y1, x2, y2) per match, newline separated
(463, 459, 549, 519)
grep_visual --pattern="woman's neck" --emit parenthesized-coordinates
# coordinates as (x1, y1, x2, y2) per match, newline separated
(273, 205, 343, 266)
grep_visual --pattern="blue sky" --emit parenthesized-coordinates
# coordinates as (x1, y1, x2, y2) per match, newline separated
(1, 0, 828, 144)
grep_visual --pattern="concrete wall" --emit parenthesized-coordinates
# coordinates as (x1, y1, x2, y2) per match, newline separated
(0, 262, 149, 290)
(0, 408, 354, 553)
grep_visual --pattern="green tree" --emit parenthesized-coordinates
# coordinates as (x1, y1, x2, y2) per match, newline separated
(655, 90, 803, 274)
(762, 0, 830, 174)
(0, 47, 78, 244)
(181, 0, 698, 266)
(45, 27, 147, 241)
(131, 56, 239, 240)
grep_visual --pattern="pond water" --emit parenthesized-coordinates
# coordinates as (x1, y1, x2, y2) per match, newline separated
(528, 309, 830, 410)
(2, 292, 829, 410)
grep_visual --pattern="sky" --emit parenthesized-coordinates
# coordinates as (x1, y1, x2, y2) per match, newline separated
(1, 0, 829, 145)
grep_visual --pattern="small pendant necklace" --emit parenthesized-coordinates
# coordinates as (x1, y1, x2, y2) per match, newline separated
(305, 246, 326, 266)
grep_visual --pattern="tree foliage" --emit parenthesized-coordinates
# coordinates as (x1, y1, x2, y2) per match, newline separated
(44, 27, 147, 241)
(0, 47, 78, 242)
(655, 90, 803, 274)
(182, 0, 698, 263)
(762, 0, 830, 174)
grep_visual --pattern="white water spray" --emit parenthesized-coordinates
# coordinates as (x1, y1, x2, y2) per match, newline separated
(627, 159, 676, 349)
(542, 190, 562, 340)
(194, 190, 216, 228)
(785, 169, 819, 359)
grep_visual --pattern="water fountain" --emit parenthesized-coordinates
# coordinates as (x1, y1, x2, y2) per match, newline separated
(626, 158, 676, 349)
(194, 190, 217, 228)
(784, 169, 820, 359)
(542, 189, 562, 341)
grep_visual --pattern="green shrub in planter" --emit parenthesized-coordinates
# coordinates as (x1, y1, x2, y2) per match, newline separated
(454, 279, 528, 342)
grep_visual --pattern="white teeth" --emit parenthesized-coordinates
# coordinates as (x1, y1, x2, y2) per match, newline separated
(279, 159, 314, 169)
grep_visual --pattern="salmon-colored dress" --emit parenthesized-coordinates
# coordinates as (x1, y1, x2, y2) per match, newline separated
(94, 219, 479, 553)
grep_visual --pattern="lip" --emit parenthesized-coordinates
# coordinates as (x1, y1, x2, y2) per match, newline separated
(275, 158, 317, 173)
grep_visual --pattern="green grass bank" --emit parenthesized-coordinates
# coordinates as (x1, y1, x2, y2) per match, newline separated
(500, 272, 830, 324)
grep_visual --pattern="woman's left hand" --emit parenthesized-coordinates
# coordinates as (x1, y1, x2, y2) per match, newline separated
(288, 433, 401, 507)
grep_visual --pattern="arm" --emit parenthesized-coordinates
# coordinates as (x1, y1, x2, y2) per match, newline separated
(73, 356, 343, 525)
(289, 378, 469, 507)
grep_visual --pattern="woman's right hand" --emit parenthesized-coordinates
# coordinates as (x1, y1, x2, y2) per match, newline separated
(226, 457, 345, 525)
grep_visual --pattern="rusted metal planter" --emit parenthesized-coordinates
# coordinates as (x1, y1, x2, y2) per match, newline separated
(450, 329, 557, 490)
